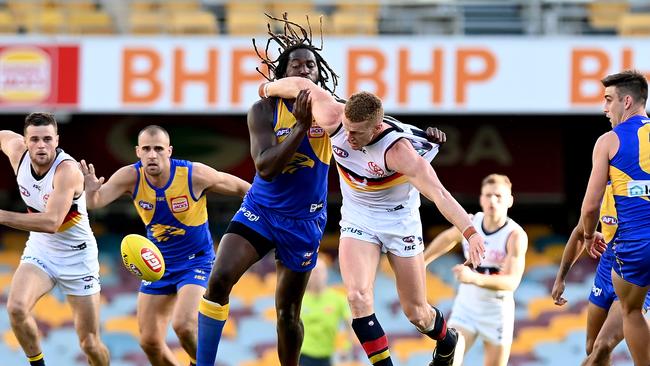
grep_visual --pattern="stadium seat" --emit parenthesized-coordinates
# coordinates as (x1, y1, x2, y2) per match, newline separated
(587, 1, 630, 30)
(0, 10, 19, 33)
(60, 0, 96, 12)
(331, 10, 377, 35)
(22, 9, 66, 34)
(169, 10, 218, 34)
(160, 0, 202, 12)
(618, 12, 650, 36)
(128, 11, 166, 34)
(269, 1, 317, 20)
(129, 0, 158, 12)
(67, 10, 114, 34)
(336, 0, 381, 17)
(227, 11, 272, 36)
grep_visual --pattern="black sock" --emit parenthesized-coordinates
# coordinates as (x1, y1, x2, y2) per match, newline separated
(424, 307, 457, 355)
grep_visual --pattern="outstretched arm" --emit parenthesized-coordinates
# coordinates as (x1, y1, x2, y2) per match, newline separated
(0, 130, 26, 173)
(191, 162, 250, 198)
(0, 161, 81, 233)
(386, 139, 485, 267)
(80, 161, 136, 209)
(261, 77, 343, 134)
(552, 223, 586, 305)
(423, 226, 463, 266)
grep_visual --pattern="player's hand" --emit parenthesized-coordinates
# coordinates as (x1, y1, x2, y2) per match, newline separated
(452, 264, 476, 284)
(584, 231, 606, 259)
(425, 127, 446, 145)
(551, 278, 568, 306)
(79, 159, 104, 192)
(463, 233, 485, 268)
(292, 89, 313, 132)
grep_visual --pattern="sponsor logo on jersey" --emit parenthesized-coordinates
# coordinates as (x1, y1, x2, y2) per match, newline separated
(308, 126, 324, 138)
(332, 145, 349, 158)
(138, 200, 154, 210)
(282, 153, 315, 174)
(19, 185, 30, 197)
(32, 184, 41, 191)
(276, 128, 291, 137)
(170, 196, 189, 213)
(387, 204, 404, 212)
(601, 215, 618, 225)
(82, 275, 97, 282)
(366, 162, 385, 176)
(301, 259, 312, 267)
(150, 224, 186, 242)
(310, 202, 323, 213)
(341, 227, 363, 236)
(43, 194, 49, 203)
(303, 251, 314, 259)
(627, 180, 650, 197)
(591, 285, 602, 297)
(402, 235, 415, 243)
(238, 206, 260, 222)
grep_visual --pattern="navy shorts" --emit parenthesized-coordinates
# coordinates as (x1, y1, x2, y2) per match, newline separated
(228, 197, 325, 272)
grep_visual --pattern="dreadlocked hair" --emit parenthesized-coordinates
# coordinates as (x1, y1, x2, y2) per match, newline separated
(253, 12, 339, 96)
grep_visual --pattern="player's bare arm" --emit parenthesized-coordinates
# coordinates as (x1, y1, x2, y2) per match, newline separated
(385, 138, 485, 267)
(0, 130, 27, 172)
(0, 161, 81, 233)
(454, 228, 528, 291)
(248, 92, 313, 181)
(81, 161, 137, 209)
(262, 76, 343, 134)
(423, 227, 463, 266)
(191, 162, 250, 198)
(581, 132, 617, 258)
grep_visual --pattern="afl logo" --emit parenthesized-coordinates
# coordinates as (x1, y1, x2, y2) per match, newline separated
(332, 145, 349, 158)
(19, 185, 30, 197)
(601, 216, 618, 225)
(138, 200, 154, 210)
(276, 128, 291, 137)
(0, 47, 51, 103)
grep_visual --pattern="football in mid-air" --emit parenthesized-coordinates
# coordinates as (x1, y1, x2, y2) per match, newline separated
(120, 234, 165, 282)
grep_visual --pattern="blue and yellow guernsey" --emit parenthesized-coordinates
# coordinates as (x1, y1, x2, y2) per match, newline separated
(599, 184, 618, 244)
(246, 98, 332, 219)
(132, 159, 213, 266)
(609, 115, 650, 241)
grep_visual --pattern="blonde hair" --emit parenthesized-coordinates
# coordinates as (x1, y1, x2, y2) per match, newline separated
(344, 91, 383, 124)
(481, 174, 512, 190)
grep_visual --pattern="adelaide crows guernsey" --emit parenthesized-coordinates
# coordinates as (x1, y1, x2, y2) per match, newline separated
(132, 159, 213, 266)
(246, 98, 332, 219)
(609, 115, 650, 241)
(16, 148, 96, 256)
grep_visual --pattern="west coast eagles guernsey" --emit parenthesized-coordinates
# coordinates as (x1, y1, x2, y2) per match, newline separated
(331, 117, 439, 216)
(16, 148, 97, 257)
(132, 159, 214, 266)
(246, 98, 332, 219)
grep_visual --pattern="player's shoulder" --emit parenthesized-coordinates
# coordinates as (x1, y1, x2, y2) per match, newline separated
(249, 97, 277, 114)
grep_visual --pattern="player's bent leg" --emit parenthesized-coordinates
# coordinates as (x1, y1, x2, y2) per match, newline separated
(483, 340, 510, 366)
(275, 262, 311, 366)
(137, 293, 179, 366)
(450, 325, 476, 366)
(6, 263, 54, 360)
(340, 238, 392, 365)
(611, 270, 650, 366)
(583, 301, 624, 366)
(584, 302, 609, 356)
(198, 233, 263, 366)
(171, 284, 206, 362)
(67, 293, 110, 366)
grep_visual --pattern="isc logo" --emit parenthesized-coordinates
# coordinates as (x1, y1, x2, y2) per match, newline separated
(141, 248, 163, 272)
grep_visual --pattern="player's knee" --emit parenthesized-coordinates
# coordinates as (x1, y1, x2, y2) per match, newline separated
(79, 333, 101, 356)
(139, 333, 164, 354)
(591, 338, 616, 360)
(172, 318, 197, 342)
(206, 268, 238, 298)
(6, 301, 29, 322)
(347, 288, 373, 312)
(276, 306, 301, 329)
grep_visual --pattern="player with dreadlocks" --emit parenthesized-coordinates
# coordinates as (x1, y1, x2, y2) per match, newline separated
(196, 13, 339, 366)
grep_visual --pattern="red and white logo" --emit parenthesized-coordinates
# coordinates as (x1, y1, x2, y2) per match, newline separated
(308, 126, 324, 138)
(366, 162, 385, 176)
(140, 248, 163, 272)
(0, 47, 51, 103)
(170, 196, 189, 213)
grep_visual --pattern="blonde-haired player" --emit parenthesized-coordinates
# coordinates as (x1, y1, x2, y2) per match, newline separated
(424, 174, 528, 366)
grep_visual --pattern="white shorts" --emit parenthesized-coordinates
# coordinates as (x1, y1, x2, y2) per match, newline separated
(339, 207, 424, 257)
(448, 283, 514, 345)
(21, 240, 101, 296)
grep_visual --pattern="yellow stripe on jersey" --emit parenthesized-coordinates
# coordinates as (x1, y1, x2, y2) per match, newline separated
(133, 169, 156, 226)
(599, 184, 618, 243)
(337, 165, 409, 192)
(609, 165, 650, 201)
(276, 99, 332, 165)
(57, 211, 82, 232)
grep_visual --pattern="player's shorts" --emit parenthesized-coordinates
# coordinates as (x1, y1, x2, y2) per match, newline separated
(21, 240, 100, 296)
(611, 239, 650, 287)
(339, 205, 423, 258)
(448, 283, 514, 345)
(140, 256, 213, 295)
(228, 197, 325, 272)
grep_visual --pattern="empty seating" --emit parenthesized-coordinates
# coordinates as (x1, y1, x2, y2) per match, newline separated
(587, 1, 630, 30)
(169, 10, 218, 34)
(618, 12, 650, 36)
(68, 10, 114, 34)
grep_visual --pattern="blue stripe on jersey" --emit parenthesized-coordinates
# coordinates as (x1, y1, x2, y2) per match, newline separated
(611, 115, 650, 241)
